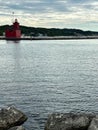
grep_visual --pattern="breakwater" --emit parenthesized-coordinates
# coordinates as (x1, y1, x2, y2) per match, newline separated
(0, 36, 98, 40)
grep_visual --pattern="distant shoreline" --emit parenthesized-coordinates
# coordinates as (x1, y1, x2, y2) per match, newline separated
(0, 36, 98, 40)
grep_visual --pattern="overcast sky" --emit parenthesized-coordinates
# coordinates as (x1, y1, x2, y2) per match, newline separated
(0, 0, 98, 31)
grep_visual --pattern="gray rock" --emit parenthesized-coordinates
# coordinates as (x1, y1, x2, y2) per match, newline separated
(8, 126, 25, 130)
(0, 106, 27, 130)
(45, 113, 95, 130)
(88, 117, 98, 130)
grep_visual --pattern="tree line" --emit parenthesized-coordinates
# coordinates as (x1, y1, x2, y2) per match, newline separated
(0, 25, 98, 36)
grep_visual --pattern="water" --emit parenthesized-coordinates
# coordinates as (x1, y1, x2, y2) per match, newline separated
(0, 39, 98, 129)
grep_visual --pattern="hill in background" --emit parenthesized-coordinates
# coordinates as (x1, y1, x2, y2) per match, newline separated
(0, 25, 98, 37)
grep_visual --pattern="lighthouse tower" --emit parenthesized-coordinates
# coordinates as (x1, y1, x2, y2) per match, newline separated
(5, 19, 21, 39)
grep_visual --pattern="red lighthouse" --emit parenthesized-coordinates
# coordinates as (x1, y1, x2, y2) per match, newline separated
(5, 19, 21, 39)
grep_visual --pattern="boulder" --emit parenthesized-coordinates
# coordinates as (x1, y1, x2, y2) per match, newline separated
(45, 113, 95, 130)
(0, 106, 27, 130)
(88, 117, 98, 130)
(8, 126, 25, 130)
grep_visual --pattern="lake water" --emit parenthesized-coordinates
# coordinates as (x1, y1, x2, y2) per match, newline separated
(0, 39, 98, 129)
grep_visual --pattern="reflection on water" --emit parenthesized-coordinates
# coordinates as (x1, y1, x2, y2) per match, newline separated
(12, 43, 21, 83)
(6, 40, 21, 80)
(0, 40, 98, 130)
(6, 40, 20, 44)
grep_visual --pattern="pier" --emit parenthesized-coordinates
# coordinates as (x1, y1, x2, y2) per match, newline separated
(1, 36, 98, 40)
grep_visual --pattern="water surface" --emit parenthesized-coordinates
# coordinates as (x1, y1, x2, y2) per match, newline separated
(0, 40, 98, 129)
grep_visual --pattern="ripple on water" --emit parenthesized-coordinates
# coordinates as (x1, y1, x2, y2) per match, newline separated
(0, 40, 98, 129)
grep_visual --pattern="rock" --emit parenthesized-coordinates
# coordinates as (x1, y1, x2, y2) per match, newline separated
(8, 126, 25, 130)
(0, 106, 27, 130)
(45, 113, 95, 130)
(88, 117, 98, 130)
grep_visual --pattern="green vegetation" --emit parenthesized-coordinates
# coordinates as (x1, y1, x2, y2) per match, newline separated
(0, 25, 98, 36)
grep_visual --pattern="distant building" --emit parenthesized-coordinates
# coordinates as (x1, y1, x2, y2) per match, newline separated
(5, 19, 21, 39)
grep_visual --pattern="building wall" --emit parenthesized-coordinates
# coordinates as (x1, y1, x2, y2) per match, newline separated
(5, 29, 21, 38)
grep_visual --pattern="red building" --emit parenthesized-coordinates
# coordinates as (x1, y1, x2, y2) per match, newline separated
(5, 19, 21, 39)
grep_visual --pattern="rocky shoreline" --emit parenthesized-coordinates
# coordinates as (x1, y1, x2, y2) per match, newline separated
(0, 106, 27, 130)
(0, 106, 98, 130)
(45, 113, 98, 130)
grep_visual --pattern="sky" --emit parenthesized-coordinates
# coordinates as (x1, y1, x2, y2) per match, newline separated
(0, 0, 98, 31)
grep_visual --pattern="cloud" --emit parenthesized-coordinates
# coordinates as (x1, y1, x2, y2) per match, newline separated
(0, 0, 98, 30)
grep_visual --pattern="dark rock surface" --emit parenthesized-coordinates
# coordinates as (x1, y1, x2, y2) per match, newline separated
(8, 126, 25, 130)
(88, 117, 98, 130)
(0, 106, 27, 130)
(45, 113, 96, 130)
